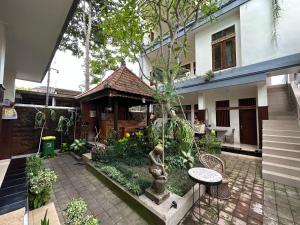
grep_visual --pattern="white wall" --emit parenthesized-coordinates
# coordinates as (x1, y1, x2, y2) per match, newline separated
(240, 0, 300, 66)
(3, 72, 15, 101)
(257, 82, 268, 106)
(0, 22, 6, 85)
(181, 85, 258, 144)
(139, 56, 153, 85)
(204, 86, 257, 143)
(194, 10, 241, 75)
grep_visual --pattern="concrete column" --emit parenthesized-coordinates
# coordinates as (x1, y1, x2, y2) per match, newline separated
(190, 62, 194, 76)
(257, 83, 268, 106)
(52, 97, 56, 106)
(197, 93, 205, 110)
(0, 23, 6, 85)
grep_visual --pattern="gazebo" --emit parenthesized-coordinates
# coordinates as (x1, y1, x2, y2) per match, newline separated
(77, 66, 154, 140)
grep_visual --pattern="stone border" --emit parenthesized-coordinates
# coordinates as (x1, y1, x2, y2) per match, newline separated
(85, 157, 206, 225)
(69, 151, 82, 161)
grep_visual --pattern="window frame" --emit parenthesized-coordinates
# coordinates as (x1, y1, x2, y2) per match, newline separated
(216, 100, 230, 127)
(212, 27, 236, 72)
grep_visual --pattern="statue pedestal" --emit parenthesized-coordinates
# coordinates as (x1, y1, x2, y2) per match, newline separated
(145, 187, 170, 205)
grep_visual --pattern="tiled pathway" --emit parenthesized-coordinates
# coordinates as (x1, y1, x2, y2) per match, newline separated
(44, 154, 148, 225)
(181, 154, 300, 225)
(45, 153, 300, 225)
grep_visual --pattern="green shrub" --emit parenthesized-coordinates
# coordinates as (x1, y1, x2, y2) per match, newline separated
(26, 155, 43, 177)
(146, 124, 161, 149)
(114, 137, 128, 157)
(198, 134, 222, 155)
(100, 166, 142, 195)
(64, 198, 99, 225)
(61, 142, 70, 152)
(70, 139, 87, 156)
(165, 155, 184, 169)
(28, 168, 57, 209)
(107, 129, 119, 146)
(203, 70, 214, 81)
(126, 131, 146, 156)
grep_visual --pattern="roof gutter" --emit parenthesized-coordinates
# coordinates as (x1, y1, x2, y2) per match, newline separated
(144, 0, 250, 54)
(41, 0, 80, 82)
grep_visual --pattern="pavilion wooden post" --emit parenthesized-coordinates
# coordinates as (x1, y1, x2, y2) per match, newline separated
(114, 98, 118, 131)
(146, 103, 150, 126)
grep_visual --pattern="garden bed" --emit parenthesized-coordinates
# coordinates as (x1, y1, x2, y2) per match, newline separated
(85, 159, 205, 225)
(92, 158, 194, 197)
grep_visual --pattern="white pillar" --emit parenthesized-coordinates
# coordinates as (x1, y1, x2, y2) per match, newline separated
(257, 83, 268, 106)
(190, 62, 194, 76)
(52, 97, 56, 106)
(191, 104, 195, 127)
(0, 23, 6, 85)
(197, 93, 205, 110)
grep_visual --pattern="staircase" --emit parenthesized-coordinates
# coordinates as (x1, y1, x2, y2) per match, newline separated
(0, 157, 28, 221)
(262, 84, 300, 187)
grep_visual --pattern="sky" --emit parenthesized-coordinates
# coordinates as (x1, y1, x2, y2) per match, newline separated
(15, 50, 139, 92)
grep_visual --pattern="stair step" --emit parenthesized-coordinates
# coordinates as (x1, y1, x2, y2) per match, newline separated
(0, 157, 28, 216)
(0, 191, 27, 208)
(263, 124, 300, 131)
(263, 153, 300, 167)
(263, 146, 300, 158)
(0, 199, 27, 215)
(263, 120, 299, 125)
(263, 140, 300, 150)
(262, 170, 300, 188)
(263, 129, 300, 136)
(0, 177, 27, 189)
(263, 134, 300, 143)
(262, 162, 300, 177)
(0, 183, 27, 198)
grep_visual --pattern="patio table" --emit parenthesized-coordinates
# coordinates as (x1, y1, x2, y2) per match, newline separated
(188, 167, 222, 222)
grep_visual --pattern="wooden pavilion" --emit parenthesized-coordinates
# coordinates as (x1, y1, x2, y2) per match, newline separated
(77, 66, 154, 140)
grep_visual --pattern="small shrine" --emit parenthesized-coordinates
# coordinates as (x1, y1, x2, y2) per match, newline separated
(77, 66, 154, 140)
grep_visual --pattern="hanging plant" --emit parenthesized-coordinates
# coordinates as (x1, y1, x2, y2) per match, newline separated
(34, 111, 46, 128)
(272, 0, 281, 43)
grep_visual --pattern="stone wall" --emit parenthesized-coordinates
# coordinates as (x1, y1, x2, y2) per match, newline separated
(0, 106, 80, 158)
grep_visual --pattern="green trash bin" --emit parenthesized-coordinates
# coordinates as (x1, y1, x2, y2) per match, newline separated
(42, 136, 56, 157)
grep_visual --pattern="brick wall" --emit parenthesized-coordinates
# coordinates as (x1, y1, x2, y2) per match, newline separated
(0, 106, 80, 158)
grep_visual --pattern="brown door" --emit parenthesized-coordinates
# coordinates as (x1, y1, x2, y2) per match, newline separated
(239, 109, 257, 145)
(239, 98, 257, 145)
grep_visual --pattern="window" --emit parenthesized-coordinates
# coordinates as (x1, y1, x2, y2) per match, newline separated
(216, 100, 230, 127)
(212, 26, 236, 71)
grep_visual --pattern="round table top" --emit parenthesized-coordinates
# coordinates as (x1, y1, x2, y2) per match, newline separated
(188, 167, 222, 185)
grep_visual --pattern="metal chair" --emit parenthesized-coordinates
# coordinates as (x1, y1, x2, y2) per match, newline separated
(199, 154, 231, 199)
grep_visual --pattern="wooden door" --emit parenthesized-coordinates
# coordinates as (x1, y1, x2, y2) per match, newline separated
(239, 109, 257, 145)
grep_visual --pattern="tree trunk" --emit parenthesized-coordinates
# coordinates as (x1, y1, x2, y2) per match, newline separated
(84, 1, 92, 91)
(84, 39, 90, 91)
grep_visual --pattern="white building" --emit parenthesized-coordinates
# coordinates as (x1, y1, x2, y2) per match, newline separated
(140, 0, 300, 186)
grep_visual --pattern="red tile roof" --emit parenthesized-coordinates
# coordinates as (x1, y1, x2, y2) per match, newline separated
(77, 66, 153, 99)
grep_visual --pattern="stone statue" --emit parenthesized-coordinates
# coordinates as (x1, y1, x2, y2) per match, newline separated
(148, 144, 167, 194)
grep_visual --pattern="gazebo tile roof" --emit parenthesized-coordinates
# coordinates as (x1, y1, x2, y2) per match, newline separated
(77, 66, 153, 99)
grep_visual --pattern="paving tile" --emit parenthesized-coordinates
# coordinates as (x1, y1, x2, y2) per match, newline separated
(232, 216, 247, 225)
(263, 216, 278, 225)
(45, 154, 148, 225)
